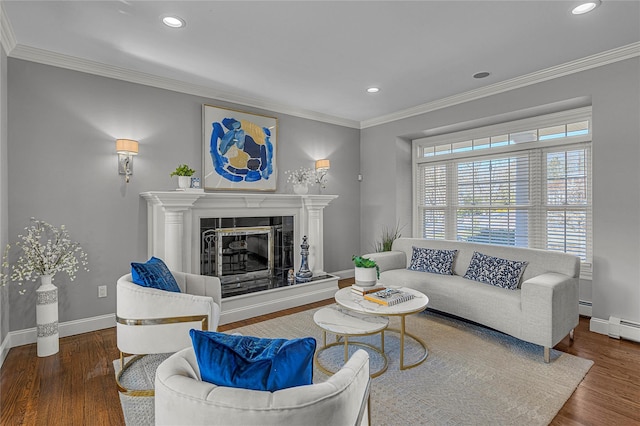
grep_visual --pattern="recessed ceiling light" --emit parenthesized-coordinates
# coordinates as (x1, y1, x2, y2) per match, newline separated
(572, 1, 601, 15)
(162, 16, 185, 28)
(367, 87, 380, 93)
(473, 72, 491, 79)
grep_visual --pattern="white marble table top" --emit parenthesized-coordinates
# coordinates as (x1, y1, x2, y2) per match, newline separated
(313, 304, 389, 335)
(335, 286, 429, 316)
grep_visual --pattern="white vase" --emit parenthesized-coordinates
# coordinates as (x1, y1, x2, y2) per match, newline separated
(36, 274, 59, 357)
(293, 183, 309, 195)
(177, 176, 191, 189)
(354, 267, 378, 287)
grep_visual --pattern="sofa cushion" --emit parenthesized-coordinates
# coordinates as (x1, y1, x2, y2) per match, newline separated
(189, 330, 316, 392)
(464, 251, 528, 290)
(408, 247, 457, 275)
(130, 257, 181, 293)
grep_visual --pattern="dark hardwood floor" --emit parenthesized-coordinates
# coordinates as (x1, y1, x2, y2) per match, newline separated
(1, 278, 639, 425)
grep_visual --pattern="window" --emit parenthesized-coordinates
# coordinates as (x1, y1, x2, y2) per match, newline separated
(414, 108, 592, 263)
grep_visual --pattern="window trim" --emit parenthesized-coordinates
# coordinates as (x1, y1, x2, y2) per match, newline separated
(412, 107, 592, 264)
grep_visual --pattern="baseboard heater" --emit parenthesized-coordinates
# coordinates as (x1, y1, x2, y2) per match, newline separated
(608, 316, 640, 343)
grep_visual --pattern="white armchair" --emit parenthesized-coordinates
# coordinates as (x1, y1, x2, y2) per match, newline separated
(116, 271, 221, 396)
(155, 347, 371, 426)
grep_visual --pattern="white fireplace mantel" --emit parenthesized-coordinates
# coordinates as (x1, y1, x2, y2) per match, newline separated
(140, 191, 338, 275)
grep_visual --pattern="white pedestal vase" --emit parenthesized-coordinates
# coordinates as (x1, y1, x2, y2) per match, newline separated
(36, 274, 59, 357)
(293, 183, 309, 195)
(354, 267, 377, 287)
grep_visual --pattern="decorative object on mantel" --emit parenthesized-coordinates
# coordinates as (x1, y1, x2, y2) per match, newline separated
(170, 164, 196, 190)
(116, 139, 139, 184)
(1, 218, 89, 357)
(352, 255, 380, 287)
(314, 159, 330, 189)
(295, 236, 313, 283)
(203, 104, 277, 192)
(285, 167, 315, 195)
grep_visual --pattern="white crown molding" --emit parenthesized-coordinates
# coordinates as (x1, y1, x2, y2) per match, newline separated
(0, 2, 16, 54)
(4, 34, 639, 131)
(8, 44, 360, 129)
(361, 42, 640, 129)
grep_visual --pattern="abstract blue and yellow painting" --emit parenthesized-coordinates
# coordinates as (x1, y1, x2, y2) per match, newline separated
(203, 105, 277, 191)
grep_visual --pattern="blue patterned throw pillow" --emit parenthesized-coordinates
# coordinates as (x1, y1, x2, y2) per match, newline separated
(130, 257, 181, 293)
(190, 330, 316, 392)
(464, 251, 528, 290)
(408, 247, 458, 275)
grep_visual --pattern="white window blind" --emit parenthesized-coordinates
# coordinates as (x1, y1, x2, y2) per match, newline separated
(414, 108, 592, 263)
(456, 153, 530, 247)
(544, 146, 591, 261)
(417, 164, 447, 239)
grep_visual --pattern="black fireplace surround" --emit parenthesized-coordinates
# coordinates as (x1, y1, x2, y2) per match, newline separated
(200, 216, 296, 298)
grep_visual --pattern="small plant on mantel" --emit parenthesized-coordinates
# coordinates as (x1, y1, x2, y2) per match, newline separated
(170, 164, 196, 177)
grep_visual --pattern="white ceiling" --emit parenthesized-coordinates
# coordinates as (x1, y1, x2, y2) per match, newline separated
(2, 1, 639, 128)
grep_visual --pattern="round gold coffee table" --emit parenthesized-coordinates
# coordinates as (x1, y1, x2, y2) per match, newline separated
(313, 304, 389, 378)
(334, 286, 429, 370)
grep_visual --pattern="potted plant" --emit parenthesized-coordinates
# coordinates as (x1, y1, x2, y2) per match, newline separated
(170, 164, 196, 189)
(352, 255, 379, 287)
(374, 222, 405, 252)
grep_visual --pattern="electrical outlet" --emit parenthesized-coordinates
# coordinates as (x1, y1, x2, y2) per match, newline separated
(98, 285, 107, 298)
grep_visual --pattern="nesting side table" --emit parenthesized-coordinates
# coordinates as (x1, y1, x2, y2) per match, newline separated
(313, 304, 389, 378)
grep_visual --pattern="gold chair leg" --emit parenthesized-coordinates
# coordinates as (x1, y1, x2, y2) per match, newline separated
(116, 352, 155, 397)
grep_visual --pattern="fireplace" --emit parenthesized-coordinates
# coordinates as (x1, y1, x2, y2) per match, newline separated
(200, 216, 295, 298)
(141, 191, 339, 324)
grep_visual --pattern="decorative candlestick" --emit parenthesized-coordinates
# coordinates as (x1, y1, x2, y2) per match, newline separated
(296, 236, 313, 283)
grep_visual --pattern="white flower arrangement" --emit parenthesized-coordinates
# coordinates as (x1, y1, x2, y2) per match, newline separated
(1, 218, 89, 294)
(285, 167, 315, 185)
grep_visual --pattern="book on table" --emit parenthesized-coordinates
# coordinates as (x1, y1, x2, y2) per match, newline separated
(351, 284, 385, 295)
(364, 288, 415, 306)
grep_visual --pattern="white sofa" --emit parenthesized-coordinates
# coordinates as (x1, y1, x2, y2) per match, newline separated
(363, 238, 580, 362)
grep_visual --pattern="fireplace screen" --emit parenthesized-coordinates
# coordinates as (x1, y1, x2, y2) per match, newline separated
(217, 226, 273, 280)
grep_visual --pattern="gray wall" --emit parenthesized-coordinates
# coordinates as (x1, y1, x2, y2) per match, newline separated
(1, 45, 8, 343)
(6, 58, 360, 331)
(361, 58, 640, 325)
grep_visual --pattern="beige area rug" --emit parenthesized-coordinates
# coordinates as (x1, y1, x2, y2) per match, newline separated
(116, 308, 593, 426)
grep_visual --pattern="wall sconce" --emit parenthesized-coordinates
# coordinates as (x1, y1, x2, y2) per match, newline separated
(116, 139, 139, 183)
(315, 159, 330, 188)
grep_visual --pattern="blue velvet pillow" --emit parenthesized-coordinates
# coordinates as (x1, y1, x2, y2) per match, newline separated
(408, 247, 458, 275)
(190, 329, 316, 392)
(130, 257, 181, 293)
(464, 251, 528, 290)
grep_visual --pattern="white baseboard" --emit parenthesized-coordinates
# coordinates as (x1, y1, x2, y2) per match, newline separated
(578, 299, 592, 317)
(2, 313, 116, 361)
(0, 333, 10, 369)
(590, 316, 640, 343)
